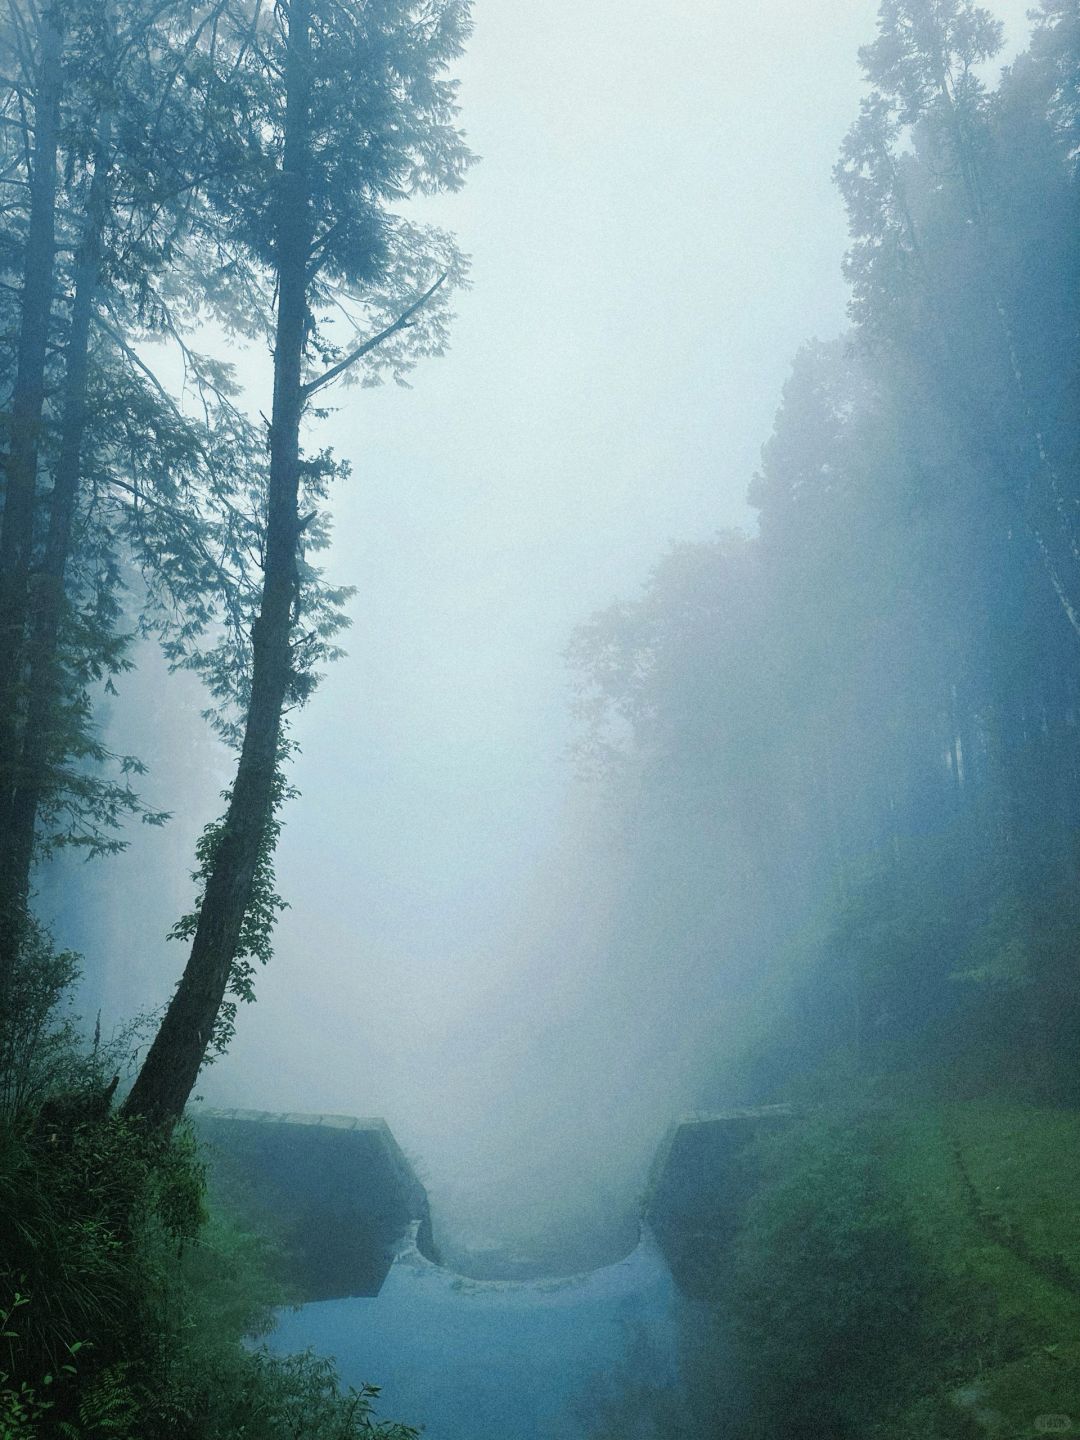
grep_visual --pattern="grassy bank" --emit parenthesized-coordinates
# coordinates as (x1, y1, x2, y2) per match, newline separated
(0, 1107, 418, 1439)
(725, 1102, 1080, 1439)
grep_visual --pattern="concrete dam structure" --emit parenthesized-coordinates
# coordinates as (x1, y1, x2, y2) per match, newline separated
(193, 1109, 435, 1300)
(193, 1105, 792, 1439)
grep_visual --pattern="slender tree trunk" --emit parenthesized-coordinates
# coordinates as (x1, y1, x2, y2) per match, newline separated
(0, 12, 64, 740)
(0, 13, 64, 1005)
(937, 75, 1080, 635)
(124, 0, 313, 1131)
(0, 135, 111, 943)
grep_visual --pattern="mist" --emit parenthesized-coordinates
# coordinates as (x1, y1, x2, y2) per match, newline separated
(47, 0, 1036, 1265)
(11, 0, 1080, 1435)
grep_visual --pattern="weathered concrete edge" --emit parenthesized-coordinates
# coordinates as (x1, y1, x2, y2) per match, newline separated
(191, 1107, 435, 1256)
(642, 1104, 798, 1220)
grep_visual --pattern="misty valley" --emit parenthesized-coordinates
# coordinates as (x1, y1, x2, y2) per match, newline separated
(3, 0, 1080, 1437)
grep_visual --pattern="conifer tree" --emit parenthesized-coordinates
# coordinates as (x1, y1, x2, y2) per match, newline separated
(0, 1, 303, 1004)
(124, 0, 472, 1130)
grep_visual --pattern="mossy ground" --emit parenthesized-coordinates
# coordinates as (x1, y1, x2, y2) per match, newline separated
(672, 1100, 1080, 1439)
(879, 1103, 1080, 1438)
(589, 1101, 1080, 1440)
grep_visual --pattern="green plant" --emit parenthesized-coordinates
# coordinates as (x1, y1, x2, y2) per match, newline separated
(0, 1293, 84, 1439)
(728, 1113, 925, 1438)
(55, 1363, 139, 1440)
(0, 920, 81, 1118)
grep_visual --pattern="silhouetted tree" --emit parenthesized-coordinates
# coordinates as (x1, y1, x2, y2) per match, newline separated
(124, 0, 472, 1130)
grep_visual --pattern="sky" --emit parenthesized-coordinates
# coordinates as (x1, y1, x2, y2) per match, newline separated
(67, 0, 1038, 1258)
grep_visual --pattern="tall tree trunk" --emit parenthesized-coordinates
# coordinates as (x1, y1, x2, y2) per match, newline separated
(0, 12, 64, 1005)
(935, 74, 1080, 636)
(123, 0, 313, 1131)
(0, 133, 110, 944)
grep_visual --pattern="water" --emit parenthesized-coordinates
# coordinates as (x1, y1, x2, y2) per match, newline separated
(267, 1227, 679, 1439)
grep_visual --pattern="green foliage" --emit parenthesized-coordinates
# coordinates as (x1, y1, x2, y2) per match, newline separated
(868, 1106, 1080, 1438)
(727, 1113, 924, 1438)
(0, 1101, 419, 1440)
(1, 1114, 197, 1387)
(573, 6, 1080, 1437)
(215, 1354, 419, 1440)
(0, 1293, 83, 1439)
(0, 960, 418, 1439)
(616, 1105, 1080, 1440)
(0, 919, 81, 1116)
(0, 0, 264, 869)
(568, 0, 1080, 1116)
(0, 2, 467, 1428)
(54, 1363, 140, 1440)
(169, 766, 295, 1060)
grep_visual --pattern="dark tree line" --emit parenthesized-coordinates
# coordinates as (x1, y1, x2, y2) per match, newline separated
(0, 0, 472, 1128)
(570, 0, 1080, 1099)
(0, 7, 470, 1433)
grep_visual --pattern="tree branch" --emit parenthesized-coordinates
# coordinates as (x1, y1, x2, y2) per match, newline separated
(301, 271, 447, 400)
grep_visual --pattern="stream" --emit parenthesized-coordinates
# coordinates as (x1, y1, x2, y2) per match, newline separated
(266, 1227, 680, 1439)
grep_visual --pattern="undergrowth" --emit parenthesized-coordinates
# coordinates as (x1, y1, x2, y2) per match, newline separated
(0, 933, 419, 1440)
(587, 1103, 1080, 1440)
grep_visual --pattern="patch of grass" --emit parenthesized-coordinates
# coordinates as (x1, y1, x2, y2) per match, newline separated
(700, 1102, 1080, 1439)
(726, 1111, 926, 1438)
(880, 1104, 1080, 1437)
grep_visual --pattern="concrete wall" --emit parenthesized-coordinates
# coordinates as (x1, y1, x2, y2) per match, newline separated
(192, 1109, 433, 1300)
(644, 1106, 795, 1298)
(194, 1105, 795, 1303)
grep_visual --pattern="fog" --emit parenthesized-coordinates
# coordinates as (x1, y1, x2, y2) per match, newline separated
(55, 0, 1036, 1266)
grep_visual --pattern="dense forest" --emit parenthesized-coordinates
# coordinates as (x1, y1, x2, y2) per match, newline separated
(573, 4, 1080, 1434)
(571, 0, 1080, 1107)
(0, 0, 468, 1432)
(2, 0, 1080, 1436)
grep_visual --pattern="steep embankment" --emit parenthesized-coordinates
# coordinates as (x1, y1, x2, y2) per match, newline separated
(719, 1103, 1080, 1439)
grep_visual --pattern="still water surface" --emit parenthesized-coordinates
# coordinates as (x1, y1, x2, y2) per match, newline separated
(268, 1229, 679, 1439)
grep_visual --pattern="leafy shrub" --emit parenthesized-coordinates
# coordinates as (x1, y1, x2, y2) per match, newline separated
(1, 1106, 422, 1439)
(0, 950, 420, 1440)
(0, 919, 82, 1118)
(728, 1113, 924, 1439)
